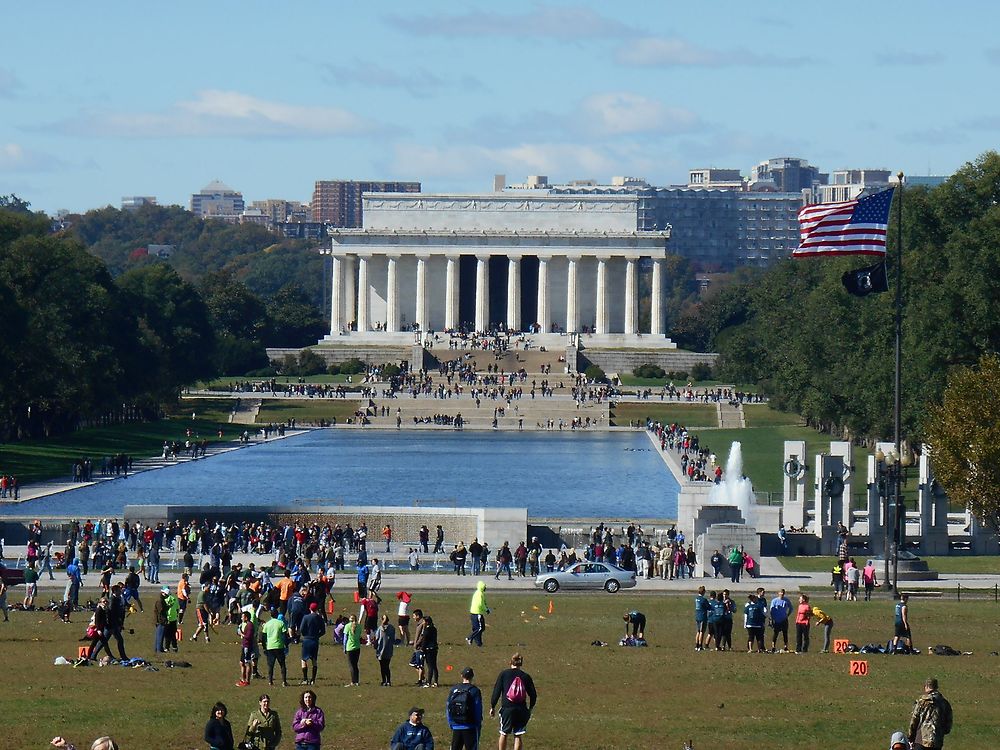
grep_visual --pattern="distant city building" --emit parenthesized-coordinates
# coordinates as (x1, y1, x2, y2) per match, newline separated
(904, 175, 949, 189)
(311, 180, 420, 225)
(750, 157, 827, 193)
(280, 222, 333, 239)
(687, 168, 745, 190)
(122, 196, 157, 211)
(190, 180, 244, 220)
(542, 175, 806, 269)
(816, 169, 892, 203)
(249, 198, 310, 224)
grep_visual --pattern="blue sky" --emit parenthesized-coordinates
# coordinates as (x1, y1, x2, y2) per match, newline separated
(2, 2, 997, 214)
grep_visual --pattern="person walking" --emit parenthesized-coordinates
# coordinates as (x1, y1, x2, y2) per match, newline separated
(204, 702, 235, 750)
(468, 581, 490, 647)
(908, 678, 953, 749)
(245, 694, 282, 750)
(390, 707, 434, 750)
(374, 613, 395, 686)
(447, 667, 483, 750)
(893, 593, 913, 653)
(490, 653, 537, 750)
(343, 613, 362, 687)
(291, 689, 326, 750)
(862, 560, 879, 601)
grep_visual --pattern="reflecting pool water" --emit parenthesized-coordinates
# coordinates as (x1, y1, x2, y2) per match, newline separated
(2, 429, 678, 519)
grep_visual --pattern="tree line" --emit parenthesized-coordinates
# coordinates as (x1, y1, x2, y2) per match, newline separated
(0, 199, 324, 440)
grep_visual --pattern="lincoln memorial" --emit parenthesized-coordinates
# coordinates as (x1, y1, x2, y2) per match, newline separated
(320, 192, 676, 349)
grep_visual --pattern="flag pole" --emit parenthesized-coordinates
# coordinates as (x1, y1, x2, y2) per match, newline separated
(890, 172, 904, 594)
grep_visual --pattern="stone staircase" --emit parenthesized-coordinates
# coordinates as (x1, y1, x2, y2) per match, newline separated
(716, 401, 744, 429)
(359, 393, 608, 430)
(425, 346, 569, 376)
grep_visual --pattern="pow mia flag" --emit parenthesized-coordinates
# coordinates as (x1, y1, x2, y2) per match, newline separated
(842, 260, 889, 297)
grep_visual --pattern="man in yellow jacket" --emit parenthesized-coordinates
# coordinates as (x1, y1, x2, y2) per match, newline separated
(468, 580, 490, 647)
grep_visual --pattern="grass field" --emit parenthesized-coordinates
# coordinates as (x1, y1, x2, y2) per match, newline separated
(3, 591, 997, 749)
(742, 405, 805, 427)
(256, 400, 362, 423)
(780, 555, 1000, 575)
(610, 403, 718, 428)
(0, 401, 235, 483)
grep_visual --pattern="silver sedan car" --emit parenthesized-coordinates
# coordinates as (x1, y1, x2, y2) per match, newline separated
(534, 561, 637, 593)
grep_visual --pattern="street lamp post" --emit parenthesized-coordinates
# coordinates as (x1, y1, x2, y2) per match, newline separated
(875, 447, 913, 594)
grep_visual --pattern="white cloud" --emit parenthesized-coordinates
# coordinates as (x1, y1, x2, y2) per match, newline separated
(617, 36, 810, 68)
(0, 143, 65, 173)
(49, 90, 375, 138)
(580, 93, 699, 136)
(391, 141, 656, 183)
(386, 6, 633, 39)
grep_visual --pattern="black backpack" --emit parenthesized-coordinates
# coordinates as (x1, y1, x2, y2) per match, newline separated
(448, 685, 474, 724)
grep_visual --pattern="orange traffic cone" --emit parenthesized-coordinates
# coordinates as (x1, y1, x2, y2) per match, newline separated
(548, 599, 554, 614)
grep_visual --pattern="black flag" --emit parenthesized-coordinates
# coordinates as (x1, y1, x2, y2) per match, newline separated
(842, 260, 889, 297)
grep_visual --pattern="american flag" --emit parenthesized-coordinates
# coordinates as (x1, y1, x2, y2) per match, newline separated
(794, 187, 895, 257)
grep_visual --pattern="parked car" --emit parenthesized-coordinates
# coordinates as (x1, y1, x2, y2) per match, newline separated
(534, 561, 636, 593)
(0, 561, 25, 586)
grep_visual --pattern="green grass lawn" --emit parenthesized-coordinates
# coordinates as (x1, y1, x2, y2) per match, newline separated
(0, 402, 236, 483)
(780, 555, 1000, 575)
(3, 591, 998, 749)
(610, 402, 719, 427)
(256, 399, 362, 423)
(743, 404, 805, 427)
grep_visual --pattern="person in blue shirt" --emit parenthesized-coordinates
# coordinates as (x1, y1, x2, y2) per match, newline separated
(768, 588, 793, 652)
(391, 707, 434, 750)
(357, 562, 371, 600)
(706, 591, 725, 651)
(744, 593, 767, 653)
(693, 586, 711, 651)
(447, 667, 483, 750)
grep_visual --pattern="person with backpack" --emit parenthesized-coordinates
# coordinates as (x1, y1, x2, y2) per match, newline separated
(490, 653, 537, 750)
(447, 667, 483, 750)
(908, 677, 953, 749)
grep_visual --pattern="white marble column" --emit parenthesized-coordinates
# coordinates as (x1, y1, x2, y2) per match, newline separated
(650, 257, 663, 336)
(536, 258, 550, 333)
(506, 255, 521, 331)
(445, 255, 459, 330)
(475, 255, 489, 332)
(343, 254, 356, 330)
(329, 255, 343, 335)
(624, 258, 638, 335)
(356, 256, 370, 331)
(566, 257, 579, 333)
(595, 257, 608, 334)
(415, 255, 429, 331)
(386, 255, 399, 332)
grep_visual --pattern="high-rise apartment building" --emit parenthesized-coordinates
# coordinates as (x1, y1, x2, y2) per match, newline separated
(751, 157, 827, 193)
(816, 169, 892, 203)
(311, 180, 421, 225)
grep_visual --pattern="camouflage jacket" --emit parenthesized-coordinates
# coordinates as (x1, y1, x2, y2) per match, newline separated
(908, 690, 953, 748)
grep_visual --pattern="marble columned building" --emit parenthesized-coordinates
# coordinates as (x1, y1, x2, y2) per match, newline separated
(320, 193, 676, 349)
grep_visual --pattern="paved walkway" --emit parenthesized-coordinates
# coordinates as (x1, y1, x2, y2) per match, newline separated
(4, 548, 996, 596)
